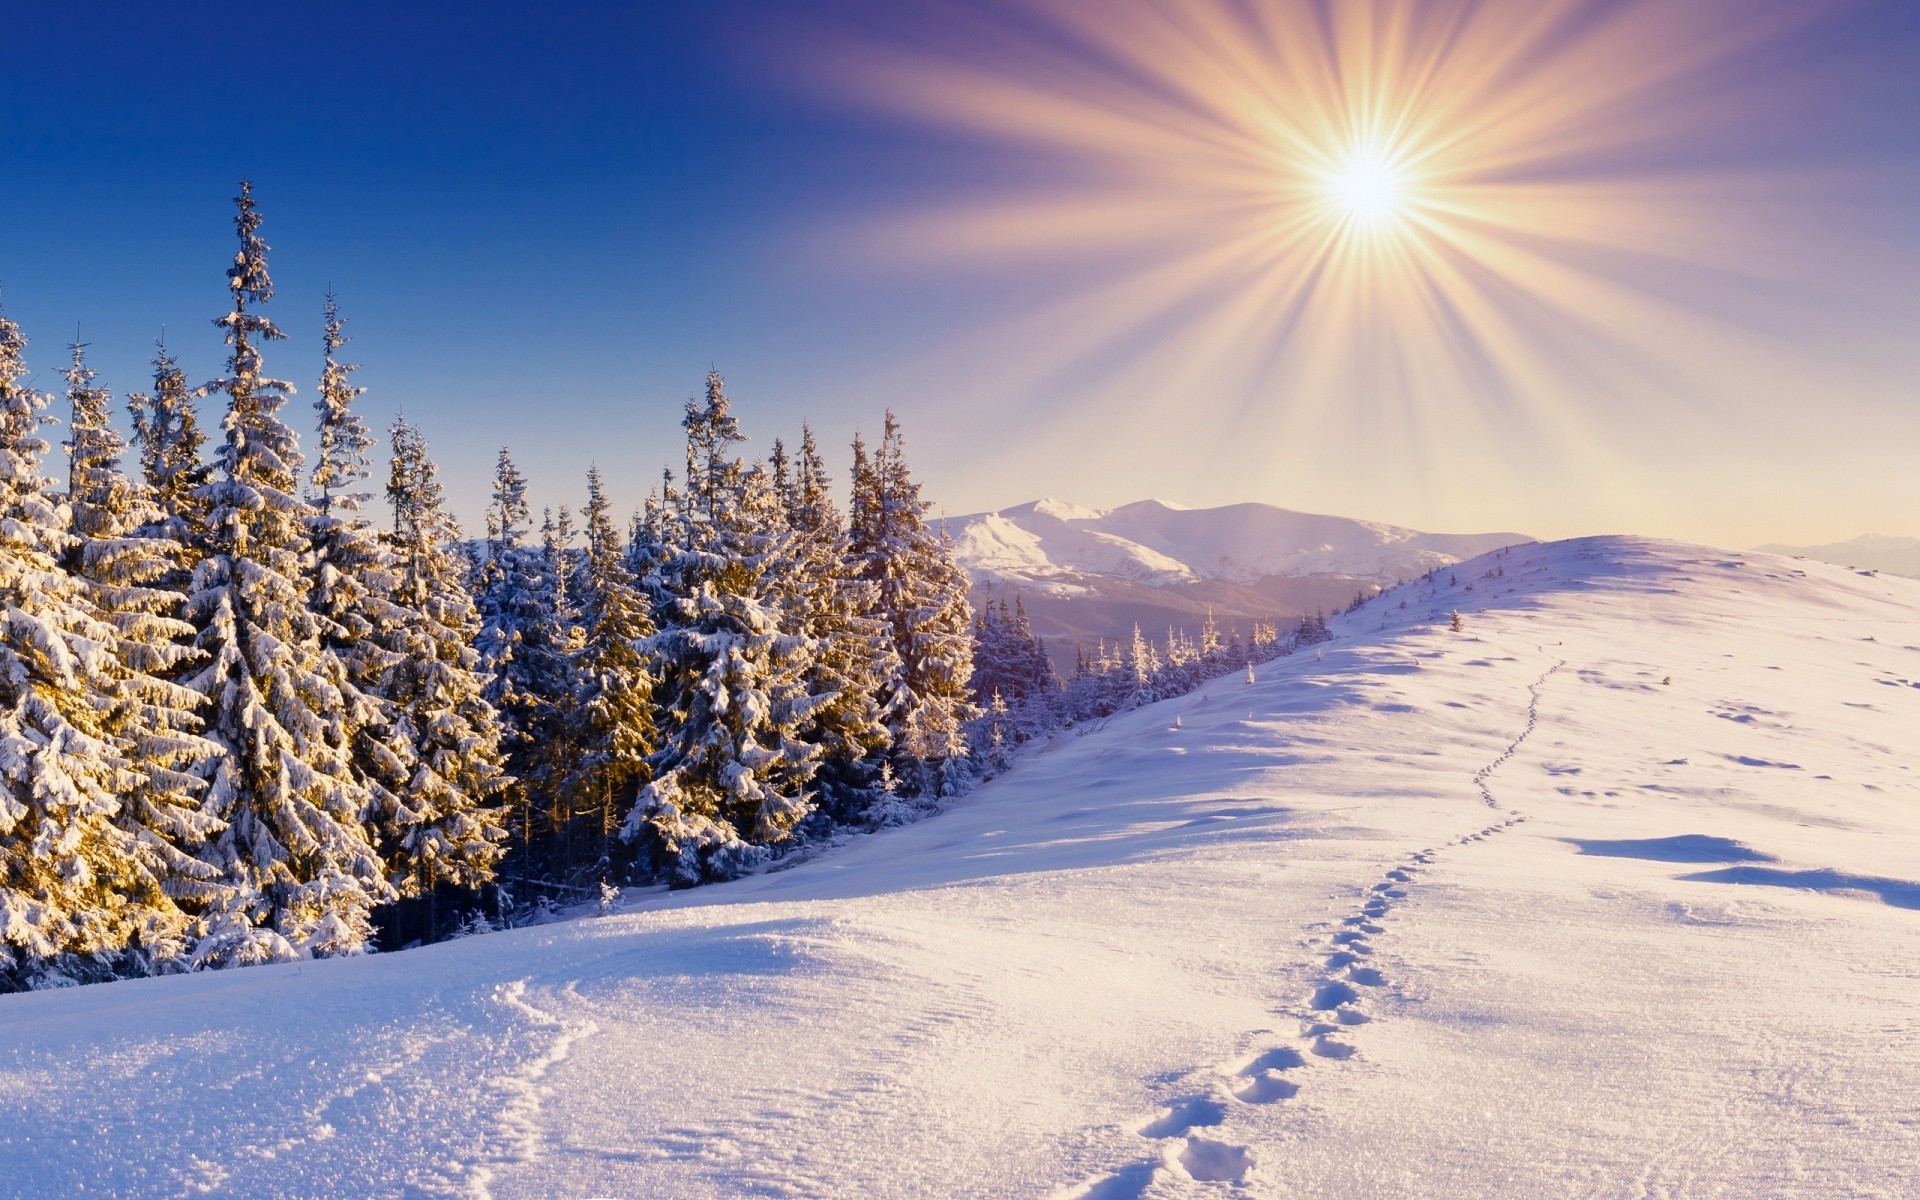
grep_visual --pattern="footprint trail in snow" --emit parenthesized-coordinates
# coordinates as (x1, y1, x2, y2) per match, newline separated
(1057, 654, 1564, 1197)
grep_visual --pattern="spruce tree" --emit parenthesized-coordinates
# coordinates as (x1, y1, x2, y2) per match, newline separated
(185, 182, 389, 964)
(562, 467, 655, 884)
(847, 412, 976, 798)
(473, 451, 575, 885)
(627, 372, 821, 883)
(0, 311, 188, 987)
(63, 341, 226, 944)
(128, 337, 211, 553)
(773, 425, 893, 818)
(382, 418, 506, 898)
(307, 291, 414, 852)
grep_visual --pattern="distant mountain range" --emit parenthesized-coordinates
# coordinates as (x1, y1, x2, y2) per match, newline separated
(1753, 534, 1920, 579)
(945, 499, 1530, 662)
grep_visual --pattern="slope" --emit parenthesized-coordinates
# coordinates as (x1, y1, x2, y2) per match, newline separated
(1, 537, 1916, 1199)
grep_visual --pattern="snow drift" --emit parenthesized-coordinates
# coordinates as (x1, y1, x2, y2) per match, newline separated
(2, 535, 1916, 1199)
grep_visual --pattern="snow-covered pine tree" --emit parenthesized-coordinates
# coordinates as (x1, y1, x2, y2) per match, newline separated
(473, 449, 574, 884)
(185, 182, 390, 965)
(62, 340, 226, 957)
(562, 467, 654, 885)
(306, 292, 414, 857)
(847, 412, 977, 798)
(626, 371, 823, 883)
(127, 337, 212, 555)
(531, 504, 585, 874)
(0, 309, 189, 988)
(1200, 607, 1221, 664)
(1123, 622, 1160, 703)
(771, 425, 893, 819)
(381, 418, 506, 898)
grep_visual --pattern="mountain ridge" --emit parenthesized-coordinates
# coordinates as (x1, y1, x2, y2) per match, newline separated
(1753, 533, 1920, 579)
(946, 497, 1530, 590)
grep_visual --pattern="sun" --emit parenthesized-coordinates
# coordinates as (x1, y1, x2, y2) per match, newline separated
(1321, 144, 1410, 231)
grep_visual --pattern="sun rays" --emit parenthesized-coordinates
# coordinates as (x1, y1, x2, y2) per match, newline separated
(812, 0, 1860, 515)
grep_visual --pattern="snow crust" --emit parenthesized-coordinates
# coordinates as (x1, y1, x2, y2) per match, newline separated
(3, 535, 1917, 1198)
(946, 498, 1527, 586)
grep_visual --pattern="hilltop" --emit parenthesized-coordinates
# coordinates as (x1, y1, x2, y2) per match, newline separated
(2, 535, 1915, 1198)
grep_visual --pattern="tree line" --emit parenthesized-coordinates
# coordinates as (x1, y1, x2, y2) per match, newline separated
(0, 183, 977, 988)
(0, 183, 1342, 991)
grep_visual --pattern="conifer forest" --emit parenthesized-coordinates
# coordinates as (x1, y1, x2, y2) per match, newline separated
(0, 184, 1318, 991)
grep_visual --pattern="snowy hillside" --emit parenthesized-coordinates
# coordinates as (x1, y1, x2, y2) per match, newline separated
(947, 498, 1527, 589)
(1756, 533, 1920, 579)
(4, 536, 1918, 1198)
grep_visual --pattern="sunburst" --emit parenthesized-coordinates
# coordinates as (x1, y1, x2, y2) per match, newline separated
(813, 0, 1858, 523)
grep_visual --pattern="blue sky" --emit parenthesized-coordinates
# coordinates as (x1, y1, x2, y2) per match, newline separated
(3, 0, 1916, 544)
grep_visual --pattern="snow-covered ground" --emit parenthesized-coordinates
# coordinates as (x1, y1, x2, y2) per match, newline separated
(3, 535, 1917, 1199)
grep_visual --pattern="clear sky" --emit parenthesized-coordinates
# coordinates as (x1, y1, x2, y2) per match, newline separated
(2, 0, 1915, 547)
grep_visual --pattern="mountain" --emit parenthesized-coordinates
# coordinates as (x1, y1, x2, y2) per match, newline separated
(947, 498, 1530, 659)
(1753, 533, 1920, 579)
(7, 537, 1915, 1197)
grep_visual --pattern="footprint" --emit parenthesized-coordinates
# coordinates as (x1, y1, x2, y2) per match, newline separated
(1334, 1008, 1370, 1025)
(1238, 1047, 1305, 1074)
(1065, 1161, 1158, 1200)
(1310, 1036, 1357, 1059)
(1325, 950, 1361, 969)
(1177, 1138, 1254, 1185)
(1233, 1071, 1299, 1104)
(1310, 981, 1360, 1010)
(1330, 932, 1372, 950)
(1342, 919, 1384, 933)
(1139, 1096, 1227, 1139)
(1386, 869, 1414, 882)
(1346, 966, 1387, 988)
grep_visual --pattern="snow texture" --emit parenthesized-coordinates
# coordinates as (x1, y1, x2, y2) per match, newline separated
(1, 535, 1916, 1198)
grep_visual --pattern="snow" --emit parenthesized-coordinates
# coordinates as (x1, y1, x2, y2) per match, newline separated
(3, 535, 1918, 1198)
(946, 498, 1528, 587)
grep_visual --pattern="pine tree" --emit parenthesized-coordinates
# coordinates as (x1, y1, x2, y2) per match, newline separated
(627, 372, 822, 883)
(473, 449, 573, 884)
(562, 467, 655, 885)
(63, 340, 226, 952)
(847, 412, 976, 798)
(381, 418, 506, 898)
(772, 425, 893, 818)
(185, 182, 390, 965)
(306, 292, 414, 862)
(0, 310, 189, 987)
(127, 337, 211, 552)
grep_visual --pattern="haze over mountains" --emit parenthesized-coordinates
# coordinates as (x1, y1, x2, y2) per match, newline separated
(1754, 534, 1920, 579)
(946, 499, 1528, 660)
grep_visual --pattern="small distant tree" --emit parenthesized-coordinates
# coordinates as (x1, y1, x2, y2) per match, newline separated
(1449, 609, 1464, 633)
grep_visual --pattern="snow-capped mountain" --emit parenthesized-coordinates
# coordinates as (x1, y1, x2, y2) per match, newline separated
(947, 499, 1530, 657)
(947, 498, 1528, 590)
(1753, 533, 1920, 579)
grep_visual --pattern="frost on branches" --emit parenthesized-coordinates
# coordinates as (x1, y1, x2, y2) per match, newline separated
(185, 182, 390, 964)
(0, 312, 196, 988)
(626, 372, 824, 885)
